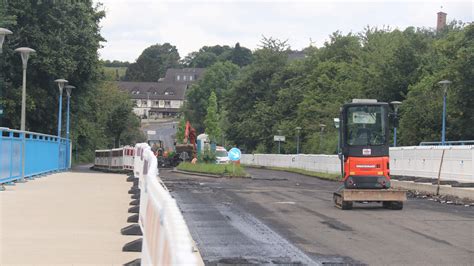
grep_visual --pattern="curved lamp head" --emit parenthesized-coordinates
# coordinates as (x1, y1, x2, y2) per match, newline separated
(333, 118, 340, 129)
(65, 85, 75, 97)
(54, 79, 68, 94)
(14, 47, 36, 69)
(438, 80, 452, 94)
(0, 28, 13, 51)
(390, 101, 402, 112)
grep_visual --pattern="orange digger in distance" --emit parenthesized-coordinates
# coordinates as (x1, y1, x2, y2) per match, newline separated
(333, 99, 407, 210)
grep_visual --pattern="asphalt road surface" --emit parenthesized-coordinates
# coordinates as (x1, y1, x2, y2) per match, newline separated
(161, 167, 474, 265)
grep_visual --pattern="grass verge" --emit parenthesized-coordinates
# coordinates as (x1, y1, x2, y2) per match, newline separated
(177, 162, 248, 177)
(243, 165, 341, 181)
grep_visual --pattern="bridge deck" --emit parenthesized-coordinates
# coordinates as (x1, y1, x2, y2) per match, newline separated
(0, 166, 137, 264)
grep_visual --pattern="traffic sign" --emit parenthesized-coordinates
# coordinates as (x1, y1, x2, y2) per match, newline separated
(274, 135, 285, 142)
(228, 147, 241, 161)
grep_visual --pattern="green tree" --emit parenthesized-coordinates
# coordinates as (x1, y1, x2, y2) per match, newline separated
(125, 43, 180, 81)
(204, 92, 221, 143)
(1, 1, 143, 162)
(183, 44, 253, 68)
(184, 61, 239, 132)
(231, 42, 253, 67)
(175, 116, 186, 144)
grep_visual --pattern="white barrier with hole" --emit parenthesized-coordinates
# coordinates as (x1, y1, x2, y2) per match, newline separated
(241, 146, 474, 183)
(133, 143, 198, 265)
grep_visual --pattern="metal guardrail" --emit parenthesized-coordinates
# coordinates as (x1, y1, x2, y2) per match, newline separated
(419, 140, 474, 146)
(0, 127, 69, 186)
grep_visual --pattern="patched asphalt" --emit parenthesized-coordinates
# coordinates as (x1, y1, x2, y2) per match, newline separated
(161, 167, 474, 265)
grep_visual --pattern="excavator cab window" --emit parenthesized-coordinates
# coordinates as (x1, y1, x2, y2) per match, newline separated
(346, 106, 386, 146)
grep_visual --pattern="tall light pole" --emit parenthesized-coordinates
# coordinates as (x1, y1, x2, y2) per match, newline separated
(390, 101, 402, 147)
(319, 123, 326, 153)
(438, 80, 451, 145)
(15, 48, 36, 131)
(55, 79, 68, 137)
(0, 28, 12, 127)
(55, 79, 67, 170)
(15, 47, 35, 182)
(333, 118, 340, 154)
(295, 127, 302, 154)
(65, 84, 75, 169)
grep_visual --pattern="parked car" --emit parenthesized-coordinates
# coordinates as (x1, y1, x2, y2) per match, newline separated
(215, 146, 230, 164)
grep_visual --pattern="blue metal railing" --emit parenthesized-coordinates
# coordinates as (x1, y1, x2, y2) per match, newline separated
(0, 128, 69, 185)
(419, 140, 474, 146)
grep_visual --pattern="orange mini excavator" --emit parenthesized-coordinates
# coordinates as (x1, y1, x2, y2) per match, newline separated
(333, 99, 406, 210)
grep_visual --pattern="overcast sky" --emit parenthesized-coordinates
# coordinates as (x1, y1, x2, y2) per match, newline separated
(95, 0, 473, 62)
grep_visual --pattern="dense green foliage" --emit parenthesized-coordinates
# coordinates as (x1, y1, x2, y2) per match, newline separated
(102, 66, 127, 81)
(125, 43, 180, 81)
(0, 1, 144, 162)
(184, 61, 239, 132)
(103, 60, 130, 67)
(184, 24, 473, 154)
(177, 162, 247, 177)
(183, 43, 252, 68)
(204, 91, 221, 142)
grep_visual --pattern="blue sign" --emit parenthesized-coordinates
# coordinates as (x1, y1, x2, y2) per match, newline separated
(228, 147, 241, 161)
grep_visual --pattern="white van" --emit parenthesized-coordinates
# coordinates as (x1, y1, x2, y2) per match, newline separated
(215, 146, 230, 164)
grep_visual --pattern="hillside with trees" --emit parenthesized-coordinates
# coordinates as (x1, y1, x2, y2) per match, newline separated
(0, 0, 145, 162)
(182, 24, 473, 154)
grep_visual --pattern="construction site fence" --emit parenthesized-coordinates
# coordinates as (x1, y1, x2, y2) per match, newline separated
(133, 143, 198, 265)
(241, 145, 473, 183)
(1, 127, 69, 185)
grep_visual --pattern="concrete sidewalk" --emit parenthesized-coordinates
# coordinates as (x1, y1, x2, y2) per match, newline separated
(0, 169, 138, 264)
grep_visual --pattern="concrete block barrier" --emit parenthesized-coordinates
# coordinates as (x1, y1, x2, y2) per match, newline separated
(242, 145, 473, 183)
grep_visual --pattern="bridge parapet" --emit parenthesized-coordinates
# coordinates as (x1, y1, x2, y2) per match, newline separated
(0, 127, 69, 186)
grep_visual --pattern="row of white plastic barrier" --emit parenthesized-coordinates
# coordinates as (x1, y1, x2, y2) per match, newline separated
(133, 143, 198, 265)
(94, 146, 134, 170)
(241, 146, 473, 183)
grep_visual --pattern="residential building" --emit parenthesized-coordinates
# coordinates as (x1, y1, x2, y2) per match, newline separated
(118, 68, 205, 120)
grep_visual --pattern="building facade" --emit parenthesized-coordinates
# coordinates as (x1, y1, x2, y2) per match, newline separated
(117, 68, 205, 120)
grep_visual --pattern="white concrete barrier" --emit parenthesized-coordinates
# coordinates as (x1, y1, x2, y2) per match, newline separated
(390, 146, 473, 183)
(241, 146, 474, 183)
(133, 143, 198, 265)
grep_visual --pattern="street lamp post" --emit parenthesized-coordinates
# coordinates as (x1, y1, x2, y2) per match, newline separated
(0, 28, 12, 127)
(15, 48, 36, 132)
(14, 47, 35, 182)
(390, 101, 402, 147)
(55, 79, 68, 137)
(319, 123, 326, 153)
(55, 79, 68, 170)
(65, 85, 75, 169)
(333, 118, 340, 154)
(438, 80, 451, 145)
(295, 127, 302, 154)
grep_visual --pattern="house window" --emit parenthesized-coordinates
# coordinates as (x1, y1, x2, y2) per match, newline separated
(177, 75, 180, 81)
(142, 100, 147, 106)
(189, 75, 193, 81)
(154, 101, 159, 106)
(165, 100, 171, 107)
(183, 75, 187, 81)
